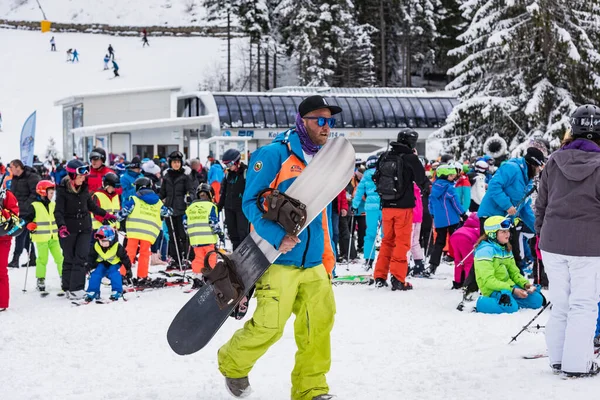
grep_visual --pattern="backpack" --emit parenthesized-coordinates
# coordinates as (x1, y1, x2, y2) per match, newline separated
(372, 151, 405, 201)
(467, 170, 478, 186)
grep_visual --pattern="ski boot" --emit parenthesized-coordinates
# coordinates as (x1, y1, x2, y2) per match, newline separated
(411, 260, 425, 277)
(7, 259, 19, 269)
(364, 259, 374, 271)
(109, 291, 122, 301)
(551, 364, 562, 375)
(563, 361, 600, 378)
(36, 278, 46, 292)
(191, 277, 204, 290)
(424, 264, 438, 277)
(69, 290, 85, 300)
(451, 281, 462, 290)
(374, 278, 388, 288)
(165, 260, 180, 272)
(225, 376, 252, 398)
(82, 292, 96, 302)
(313, 395, 336, 400)
(390, 276, 413, 291)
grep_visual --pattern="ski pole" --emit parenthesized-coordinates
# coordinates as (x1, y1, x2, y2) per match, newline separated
(169, 217, 183, 271)
(509, 301, 551, 344)
(346, 214, 355, 270)
(22, 241, 34, 293)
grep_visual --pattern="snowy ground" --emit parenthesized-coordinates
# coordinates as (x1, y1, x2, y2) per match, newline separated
(1, 251, 598, 400)
(0, 29, 244, 161)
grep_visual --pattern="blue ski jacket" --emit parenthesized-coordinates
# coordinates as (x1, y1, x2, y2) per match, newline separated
(120, 169, 144, 204)
(243, 129, 335, 272)
(477, 157, 535, 231)
(352, 168, 380, 211)
(429, 178, 464, 228)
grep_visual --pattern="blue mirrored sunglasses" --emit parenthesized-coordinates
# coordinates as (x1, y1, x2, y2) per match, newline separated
(304, 116, 336, 128)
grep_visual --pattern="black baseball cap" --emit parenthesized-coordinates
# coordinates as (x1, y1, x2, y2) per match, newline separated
(298, 95, 342, 117)
(524, 147, 546, 167)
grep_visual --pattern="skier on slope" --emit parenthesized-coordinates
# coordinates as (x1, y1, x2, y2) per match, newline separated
(112, 60, 120, 78)
(108, 44, 115, 60)
(50, 36, 56, 52)
(351, 155, 380, 269)
(103, 54, 110, 70)
(535, 104, 600, 377)
(217, 95, 339, 400)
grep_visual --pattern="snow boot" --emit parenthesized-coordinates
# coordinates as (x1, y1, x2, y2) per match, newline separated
(452, 281, 462, 290)
(7, 259, 19, 269)
(563, 361, 600, 378)
(374, 278, 388, 288)
(364, 259, 374, 271)
(109, 291, 122, 301)
(36, 278, 46, 292)
(225, 376, 252, 398)
(312, 395, 336, 400)
(390, 276, 413, 291)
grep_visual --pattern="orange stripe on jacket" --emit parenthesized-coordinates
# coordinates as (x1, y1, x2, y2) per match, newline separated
(321, 209, 335, 274)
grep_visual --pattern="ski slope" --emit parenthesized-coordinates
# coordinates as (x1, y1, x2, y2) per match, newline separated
(1, 254, 598, 400)
(0, 29, 243, 161)
(0, 0, 210, 27)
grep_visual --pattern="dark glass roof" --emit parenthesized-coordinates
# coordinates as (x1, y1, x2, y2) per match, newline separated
(213, 94, 457, 130)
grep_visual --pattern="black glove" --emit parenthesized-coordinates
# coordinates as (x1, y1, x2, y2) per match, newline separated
(218, 231, 225, 242)
(126, 269, 133, 280)
(84, 262, 92, 273)
(499, 293, 512, 307)
(351, 207, 358, 216)
(460, 213, 468, 222)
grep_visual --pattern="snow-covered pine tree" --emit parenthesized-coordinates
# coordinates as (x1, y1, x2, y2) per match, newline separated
(333, 22, 377, 87)
(45, 137, 60, 160)
(435, 0, 466, 74)
(276, 0, 372, 87)
(437, 0, 600, 158)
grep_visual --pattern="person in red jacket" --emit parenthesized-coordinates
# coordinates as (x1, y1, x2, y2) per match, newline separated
(0, 188, 20, 311)
(87, 148, 113, 194)
(332, 190, 350, 262)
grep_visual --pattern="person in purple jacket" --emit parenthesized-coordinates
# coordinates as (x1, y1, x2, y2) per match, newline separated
(427, 164, 467, 276)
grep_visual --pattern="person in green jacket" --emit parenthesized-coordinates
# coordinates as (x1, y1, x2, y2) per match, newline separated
(474, 216, 544, 314)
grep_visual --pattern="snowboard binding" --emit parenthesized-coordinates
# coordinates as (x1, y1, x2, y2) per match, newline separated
(202, 251, 245, 309)
(256, 188, 307, 236)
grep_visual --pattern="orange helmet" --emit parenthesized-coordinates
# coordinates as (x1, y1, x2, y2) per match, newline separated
(36, 180, 55, 196)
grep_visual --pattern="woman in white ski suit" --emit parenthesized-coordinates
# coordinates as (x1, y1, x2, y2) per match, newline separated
(535, 104, 600, 377)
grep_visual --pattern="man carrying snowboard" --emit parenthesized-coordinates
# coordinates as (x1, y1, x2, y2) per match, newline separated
(217, 95, 339, 400)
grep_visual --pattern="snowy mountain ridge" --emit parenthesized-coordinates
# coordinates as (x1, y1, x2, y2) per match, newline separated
(0, 0, 210, 27)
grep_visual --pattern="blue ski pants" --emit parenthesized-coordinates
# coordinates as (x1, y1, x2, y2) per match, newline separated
(86, 263, 123, 298)
(476, 286, 544, 314)
(364, 209, 381, 261)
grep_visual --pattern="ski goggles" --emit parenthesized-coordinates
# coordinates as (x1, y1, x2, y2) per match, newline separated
(224, 159, 239, 168)
(68, 165, 90, 176)
(484, 218, 512, 234)
(303, 116, 336, 128)
(89, 151, 104, 160)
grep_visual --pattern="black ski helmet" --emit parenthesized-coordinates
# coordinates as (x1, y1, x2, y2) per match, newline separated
(134, 177, 153, 192)
(366, 155, 378, 169)
(168, 150, 184, 168)
(102, 172, 121, 189)
(89, 147, 107, 163)
(197, 183, 214, 200)
(570, 104, 600, 140)
(392, 128, 419, 149)
(222, 148, 241, 166)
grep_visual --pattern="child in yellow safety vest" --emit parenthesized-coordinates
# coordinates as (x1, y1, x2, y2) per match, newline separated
(84, 226, 132, 302)
(186, 183, 224, 288)
(117, 177, 172, 285)
(91, 173, 121, 232)
(25, 180, 64, 293)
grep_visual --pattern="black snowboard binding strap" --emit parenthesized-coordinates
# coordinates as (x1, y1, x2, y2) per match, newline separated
(202, 251, 245, 309)
(256, 188, 307, 236)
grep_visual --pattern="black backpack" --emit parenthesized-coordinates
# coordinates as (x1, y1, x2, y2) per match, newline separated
(372, 151, 405, 201)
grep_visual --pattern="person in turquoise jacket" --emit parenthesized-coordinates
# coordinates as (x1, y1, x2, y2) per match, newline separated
(217, 95, 339, 400)
(474, 216, 544, 314)
(454, 163, 472, 212)
(352, 155, 381, 268)
(427, 164, 466, 274)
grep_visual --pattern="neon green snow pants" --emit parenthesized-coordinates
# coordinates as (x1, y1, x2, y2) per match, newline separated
(218, 263, 336, 400)
(35, 239, 63, 279)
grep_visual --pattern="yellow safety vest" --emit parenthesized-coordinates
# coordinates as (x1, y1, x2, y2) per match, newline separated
(94, 242, 121, 265)
(31, 201, 58, 243)
(91, 192, 121, 230)
(126, 197, 162, 243)
(186, 200, 218, 246)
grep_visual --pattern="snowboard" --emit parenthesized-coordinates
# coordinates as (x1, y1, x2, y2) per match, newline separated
(167, 137, 355, 355)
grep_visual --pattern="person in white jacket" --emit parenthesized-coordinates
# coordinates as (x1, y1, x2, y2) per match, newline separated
(469, 160, 489, 212)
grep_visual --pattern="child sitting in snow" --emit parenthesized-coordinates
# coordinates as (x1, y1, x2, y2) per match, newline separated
(474, 216, 544, 314)
(84, 226, 132, 302)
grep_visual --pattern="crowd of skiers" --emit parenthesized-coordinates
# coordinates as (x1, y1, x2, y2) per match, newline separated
(339, 104, 600, 377)
(0, 146, 250, 307)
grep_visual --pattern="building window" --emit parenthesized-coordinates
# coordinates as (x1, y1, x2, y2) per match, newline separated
(157, 145, 178, 158)
(133, 145, 154, 159)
